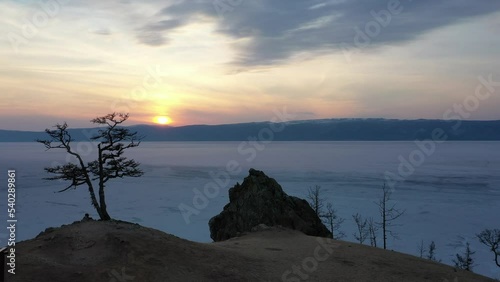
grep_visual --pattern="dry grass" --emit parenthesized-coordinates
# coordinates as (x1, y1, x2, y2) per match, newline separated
(10, 220, 495, 282)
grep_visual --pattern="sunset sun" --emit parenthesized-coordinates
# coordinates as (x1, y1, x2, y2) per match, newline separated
(154, 116, 171, 125)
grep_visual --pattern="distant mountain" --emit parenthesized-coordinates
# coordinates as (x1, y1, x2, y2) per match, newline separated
(2, 118, 500, 142)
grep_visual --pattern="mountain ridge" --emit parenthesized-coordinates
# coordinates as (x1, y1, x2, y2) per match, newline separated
(2, 118, 500, 142)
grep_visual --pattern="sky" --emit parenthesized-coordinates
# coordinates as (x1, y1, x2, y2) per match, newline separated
(1, 0, 500, 131)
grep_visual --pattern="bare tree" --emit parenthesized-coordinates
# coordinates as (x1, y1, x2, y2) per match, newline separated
(376, 183, 405, 249)
(477, 229, 500, 268)
(417, 239, 425, 258)
(306, 185, 324, 218)
(427, 241, 440, 262)
(453, 242, 475, 271)
(37, 113, 143, 220)
(306, 185, 345, 240)
(306, 185, 344, 239)
(353, 213, 369, 244)
(368, 217, 378, 247)
(322, 203, 345, 239)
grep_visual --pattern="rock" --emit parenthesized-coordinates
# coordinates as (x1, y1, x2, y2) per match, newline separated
(82, 213, 93, 222)
(209, 169, 332, 241)
(251, 224, 271, 232)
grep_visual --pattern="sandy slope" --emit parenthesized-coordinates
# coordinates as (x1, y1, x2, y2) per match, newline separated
(8, 220, 494, 282)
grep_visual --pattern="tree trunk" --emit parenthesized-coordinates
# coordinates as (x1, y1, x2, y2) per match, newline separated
(98, 189, 111, 220)
(382, 200, 387, 250)
(88, 184, 103, 219)
(74, 151, 102, 220)
(97, 145, 111, 220)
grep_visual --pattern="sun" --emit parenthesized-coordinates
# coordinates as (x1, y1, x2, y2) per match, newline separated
(153, 116, 172, 125)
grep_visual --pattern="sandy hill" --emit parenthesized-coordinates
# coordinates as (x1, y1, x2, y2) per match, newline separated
(10, 220, 494, 282)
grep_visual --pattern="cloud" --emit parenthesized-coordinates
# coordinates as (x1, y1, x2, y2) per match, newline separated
(136, 31, 169, 46)
(136, 18, 185, 46)
(136, 0, 500, 66)
(89, 28, 112, 36)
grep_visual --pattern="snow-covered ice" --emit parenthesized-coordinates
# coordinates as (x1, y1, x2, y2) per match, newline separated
(0, 141, 499, 278)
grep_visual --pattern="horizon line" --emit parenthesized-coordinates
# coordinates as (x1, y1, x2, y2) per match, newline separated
(2, 117, 500, 133)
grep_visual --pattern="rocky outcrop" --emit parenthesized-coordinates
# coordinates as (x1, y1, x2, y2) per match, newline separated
(209, 168, 332, 241)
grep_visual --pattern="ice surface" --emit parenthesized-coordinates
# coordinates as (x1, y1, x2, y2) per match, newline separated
(0, 141, 499, 278)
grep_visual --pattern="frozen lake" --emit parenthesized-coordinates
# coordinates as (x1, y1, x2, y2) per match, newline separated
(1, 141, 499, 278)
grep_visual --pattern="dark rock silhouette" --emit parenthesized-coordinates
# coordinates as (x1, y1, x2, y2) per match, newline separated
(209, 168, 332, 241)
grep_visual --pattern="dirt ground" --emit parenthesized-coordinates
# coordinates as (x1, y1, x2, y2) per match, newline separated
(7, 220, 495, 282)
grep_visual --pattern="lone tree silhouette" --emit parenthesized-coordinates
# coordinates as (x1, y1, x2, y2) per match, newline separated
(477, 228, 500, 268)
(453, 241, 475, 271)
(376, 183, 405, 250)
(352, 213, 368, 244)
(37, 113, 143, 220)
